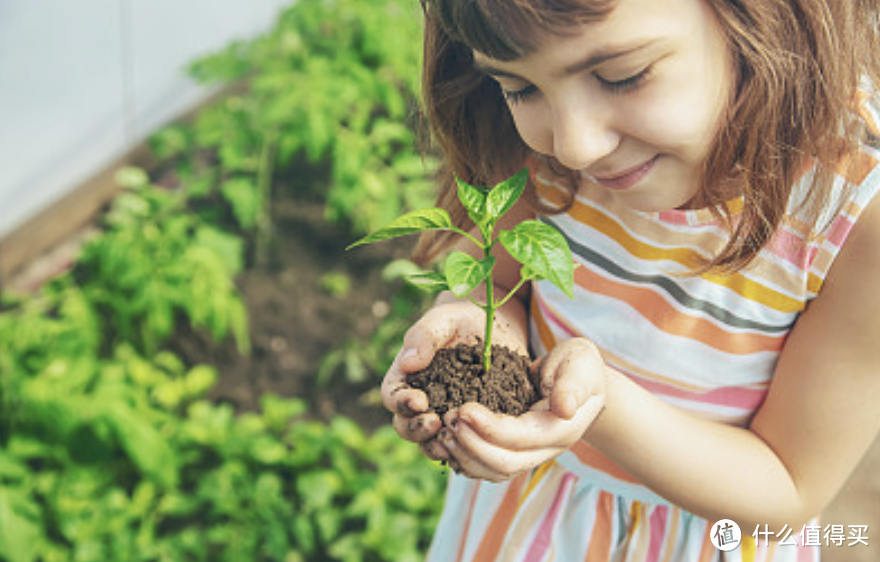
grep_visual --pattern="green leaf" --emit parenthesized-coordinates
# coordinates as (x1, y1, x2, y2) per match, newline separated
(114, 167, 150, 189)
(444, 252, 495, 298)
(486, 167, 528, 222)
(101, 403, 179, 488)
(347, 208, 453, 249)
(0, 487, 41, 562)
(499, 220, 575, 298)
(404, 271, 449, 293)
(456, 177, 489, 227)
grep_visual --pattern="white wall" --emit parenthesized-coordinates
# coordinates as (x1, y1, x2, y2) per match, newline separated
(0, 0, 292, 239)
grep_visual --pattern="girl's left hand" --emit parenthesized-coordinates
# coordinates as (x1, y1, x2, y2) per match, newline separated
(439, 338, 606, 482)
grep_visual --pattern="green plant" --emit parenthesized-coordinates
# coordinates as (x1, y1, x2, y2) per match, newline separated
(0, 173, 443, 562)
(349, 168, 575, 372)
(75, 168, 249, 356)
(149, 0, 435, 261)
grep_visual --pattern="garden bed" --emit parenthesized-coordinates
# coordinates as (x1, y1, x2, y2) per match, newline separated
(172, 176, 414, 431)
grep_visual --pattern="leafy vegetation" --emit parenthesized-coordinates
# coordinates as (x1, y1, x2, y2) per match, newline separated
(0, 169, 443, 561)
(0, 0, 445, 560)
(149, 0, 436, 264)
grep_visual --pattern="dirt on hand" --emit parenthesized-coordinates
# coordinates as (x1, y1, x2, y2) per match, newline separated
(406, 343, 538, 420)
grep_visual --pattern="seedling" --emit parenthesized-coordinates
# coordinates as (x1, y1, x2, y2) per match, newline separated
(348, 167, 574, 373)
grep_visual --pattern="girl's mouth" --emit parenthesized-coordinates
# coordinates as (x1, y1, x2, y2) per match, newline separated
(590, 156, 659, 191)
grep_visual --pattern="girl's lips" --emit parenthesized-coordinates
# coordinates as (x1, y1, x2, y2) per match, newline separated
(591, 156, 658, 191)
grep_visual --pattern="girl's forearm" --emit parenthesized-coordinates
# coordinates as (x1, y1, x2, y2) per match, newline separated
(585, 367, 809, 532)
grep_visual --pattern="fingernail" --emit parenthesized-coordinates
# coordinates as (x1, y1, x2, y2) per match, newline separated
(398, 401, 416, 417)
(408, 418, 422, 433)
(402, 348, 418, 361)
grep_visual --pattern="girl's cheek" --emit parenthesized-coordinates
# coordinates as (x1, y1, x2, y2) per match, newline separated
(509, 105, 555, 156)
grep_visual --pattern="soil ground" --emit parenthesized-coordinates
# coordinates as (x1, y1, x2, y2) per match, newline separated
(170, 177, 417, 432)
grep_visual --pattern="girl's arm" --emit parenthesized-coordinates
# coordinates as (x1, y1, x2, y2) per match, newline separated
(584, 197, 880, 531)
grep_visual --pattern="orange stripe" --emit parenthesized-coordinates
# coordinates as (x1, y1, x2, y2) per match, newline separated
(537, 169, 806, 313)
(836, 150, 879, 186)
(470, 474, 529, 562)
(659, 509, 681, 562)
(530, 295, 559, 352)
(697, 524, 715, 562)
(584, 491, 614, 562)
(575, 266, 786, 355)
(566, 198, 804, 313)
(570, 441, 641, 485)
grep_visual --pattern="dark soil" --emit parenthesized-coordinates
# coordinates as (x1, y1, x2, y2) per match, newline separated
(171, 171, 416, 432)
(407, 343, 538, 420)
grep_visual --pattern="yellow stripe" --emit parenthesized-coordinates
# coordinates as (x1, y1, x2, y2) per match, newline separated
(562, 196, 806, 313)
(740, 532, 756, 562)
(517, 461, 555, 510)
(535, 168, 811, 313)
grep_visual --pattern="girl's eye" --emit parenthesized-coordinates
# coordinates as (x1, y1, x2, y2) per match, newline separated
(501, 84, 538, 105)
(596, 66, 652, 94)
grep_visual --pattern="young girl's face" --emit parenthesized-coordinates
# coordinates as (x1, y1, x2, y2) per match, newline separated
(473, 0, 735, 212)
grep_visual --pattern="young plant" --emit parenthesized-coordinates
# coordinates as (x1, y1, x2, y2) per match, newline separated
(349, 168, 575, 373)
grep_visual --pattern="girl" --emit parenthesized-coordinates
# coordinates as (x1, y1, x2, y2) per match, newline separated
(382, 0, 880, 560)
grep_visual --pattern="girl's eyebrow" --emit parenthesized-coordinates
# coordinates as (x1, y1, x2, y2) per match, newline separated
(474, 39, 661, 80)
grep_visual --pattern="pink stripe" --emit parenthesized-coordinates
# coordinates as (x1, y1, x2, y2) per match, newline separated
(825, 214, 855, 247)
(765, 226, 813, 269)
(522, 473, 576, 562)
(797, 543, 818, 562)
(646, 505, 669, 562)
(537, 288, 768, 411)
(627, 370, 768, 411)
(655, 210, 692, 225)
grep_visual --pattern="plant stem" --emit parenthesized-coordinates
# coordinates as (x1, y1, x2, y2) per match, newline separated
(255, 130, 278, 267)
(482, 238, 495, 374)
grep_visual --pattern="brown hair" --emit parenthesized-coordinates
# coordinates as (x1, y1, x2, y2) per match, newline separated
(413, 0, 880, 271)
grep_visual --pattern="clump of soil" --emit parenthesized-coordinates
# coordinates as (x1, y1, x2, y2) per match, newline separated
(407, 343, 538, 419)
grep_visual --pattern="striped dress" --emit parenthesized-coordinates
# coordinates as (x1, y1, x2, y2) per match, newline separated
(427, 95, 880, 562)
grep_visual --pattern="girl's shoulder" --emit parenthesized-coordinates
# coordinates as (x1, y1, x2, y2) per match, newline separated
(789, 85, 880, 231)
(786, 86, 880, 290)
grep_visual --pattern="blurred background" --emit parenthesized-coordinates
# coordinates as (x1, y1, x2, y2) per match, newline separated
(0, 1, 444, 561)
(1, 1, 878, 561)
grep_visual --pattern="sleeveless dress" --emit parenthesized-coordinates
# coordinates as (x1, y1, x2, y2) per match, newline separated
(426, 94, 880, 562)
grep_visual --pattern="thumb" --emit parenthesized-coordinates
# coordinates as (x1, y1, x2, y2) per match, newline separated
(543, 339, 604, 419)
(400, 315, 456, 372)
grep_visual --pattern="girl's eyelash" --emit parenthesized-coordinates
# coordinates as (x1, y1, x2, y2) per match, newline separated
(501, 65, 653, 104)
(502, 85, 538, 105)
(597, 66, 652, 94)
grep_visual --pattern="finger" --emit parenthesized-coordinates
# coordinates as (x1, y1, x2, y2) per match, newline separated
(458, 397, 604, 451)
(400, 317, 457, 372)
(381, 351, 430, 415)
(400, 309, 482, 372)
(420, 438, 451, 463)
(539, 339, 603, 419)
(392, 411, 442, 444)
(440, 422, 555, 481)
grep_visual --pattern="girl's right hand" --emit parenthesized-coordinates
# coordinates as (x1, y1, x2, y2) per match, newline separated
(381, 299, 528, 463)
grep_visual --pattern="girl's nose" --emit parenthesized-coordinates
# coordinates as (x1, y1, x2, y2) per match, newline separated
(551, 106, 619, 171)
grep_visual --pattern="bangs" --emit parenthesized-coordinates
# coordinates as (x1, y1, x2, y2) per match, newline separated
(424, 0, 617, 60)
